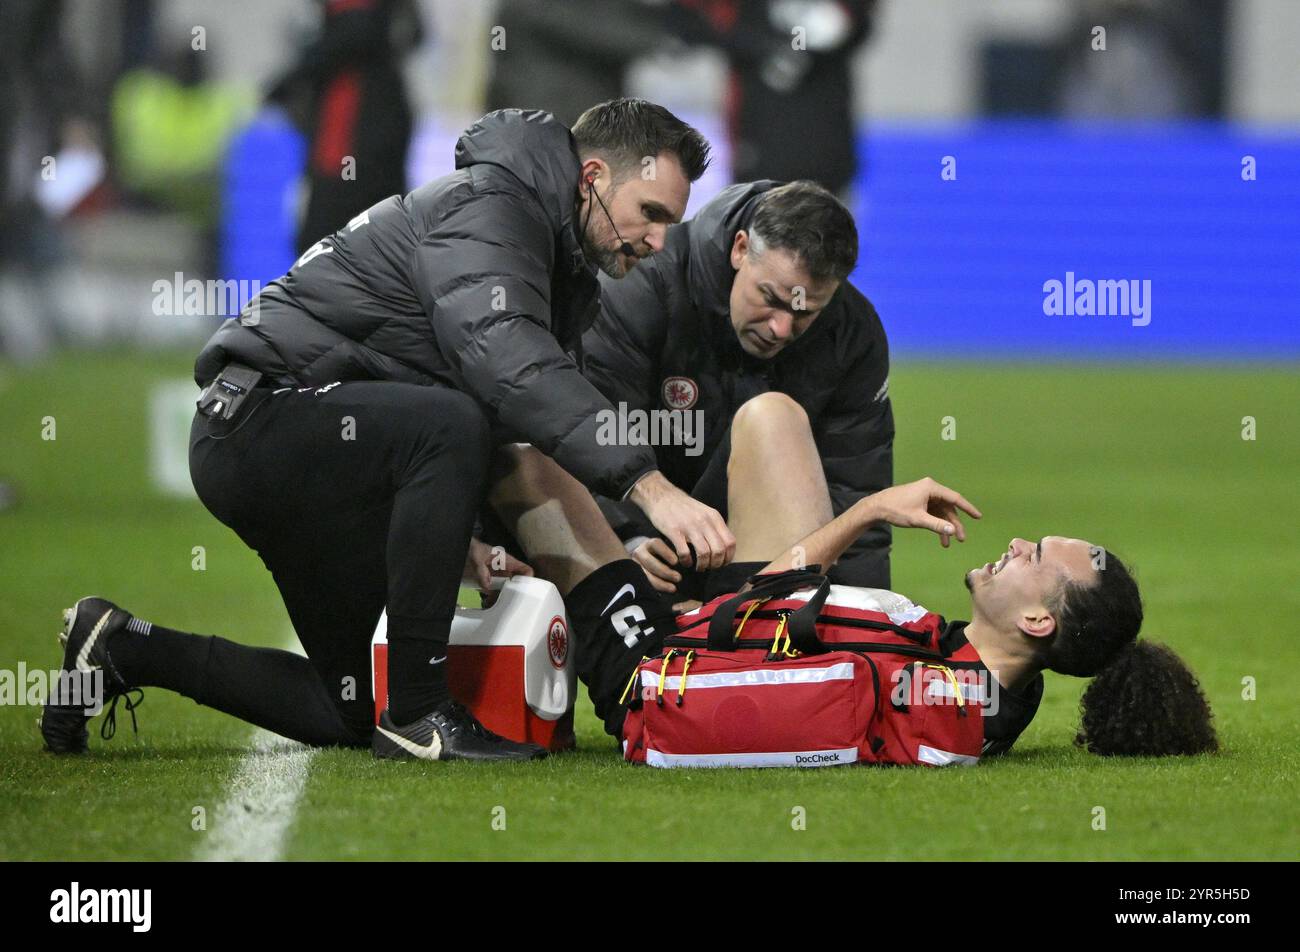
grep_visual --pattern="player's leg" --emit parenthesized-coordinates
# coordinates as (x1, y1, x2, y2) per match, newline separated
(664, 391, 832, 604)
(724, 392, 834, 561)
(488, 444, 676, 738)
(487, 444, 629, 595)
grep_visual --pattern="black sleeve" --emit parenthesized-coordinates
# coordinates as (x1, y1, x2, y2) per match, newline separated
(817, 306, 894, 589)
(411, 188, 656, 499)
(594, 496, 657, 547)
(582, 258, 668, 419)
(579, 254, 671, 539)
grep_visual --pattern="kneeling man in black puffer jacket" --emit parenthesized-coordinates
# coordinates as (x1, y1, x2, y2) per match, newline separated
(40, 101, 742, 765)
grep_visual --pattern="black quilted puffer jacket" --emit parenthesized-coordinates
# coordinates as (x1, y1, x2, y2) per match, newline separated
(583, 181, 894, 587)
(194, 108, 657, 498)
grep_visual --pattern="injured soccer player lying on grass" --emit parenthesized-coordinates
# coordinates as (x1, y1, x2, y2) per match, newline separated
(39, 440, 1217, 766)
(487, 444, 1219, 766)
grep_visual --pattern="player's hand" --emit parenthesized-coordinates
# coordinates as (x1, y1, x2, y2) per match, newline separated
(464, 537, 533, 592)
(629, 471, 736, 571)
(632, 538, 683, 594)
(866, 477, 982, 548)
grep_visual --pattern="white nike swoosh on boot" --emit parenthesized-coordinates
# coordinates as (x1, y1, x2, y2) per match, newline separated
(75, 609, 115, 673)
(377, 724, 443, 760)
(429, 655, 447, 665)
(601, 583, 637, 617)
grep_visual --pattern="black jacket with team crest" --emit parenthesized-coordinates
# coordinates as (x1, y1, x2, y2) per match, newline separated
(583, 181, 894, 587)
(194, 109, 657, 499)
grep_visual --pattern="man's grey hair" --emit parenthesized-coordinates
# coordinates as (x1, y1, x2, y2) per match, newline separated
(747, 181, 858, 282)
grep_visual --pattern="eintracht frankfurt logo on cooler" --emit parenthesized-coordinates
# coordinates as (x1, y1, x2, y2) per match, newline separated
(661, 376, 698, 410)
(547, 616, 568, 669)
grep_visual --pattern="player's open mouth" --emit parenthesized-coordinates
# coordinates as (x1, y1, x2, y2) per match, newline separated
(985, 552, 1011, 576)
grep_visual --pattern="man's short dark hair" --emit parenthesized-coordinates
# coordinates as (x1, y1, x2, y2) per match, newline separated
(571, 98, 711, 183)
(747, 181, 859, 282)
(1042, 549, 1143, 677)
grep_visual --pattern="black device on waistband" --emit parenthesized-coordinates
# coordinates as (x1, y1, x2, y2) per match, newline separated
(197, 363, 264, 422)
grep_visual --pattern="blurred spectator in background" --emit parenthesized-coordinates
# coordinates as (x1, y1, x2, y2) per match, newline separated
(267, 0, 424, 255)
(1057, 0, 1227, 118)
(112, 43, 255, 238)
(982, 0, 1227, 118)
(667, 0, 877, 196)
(484, 0, 667, 127)
(0, 0, 105, 363)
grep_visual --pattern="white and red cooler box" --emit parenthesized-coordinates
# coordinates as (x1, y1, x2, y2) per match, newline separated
(371, 576, 576, 751)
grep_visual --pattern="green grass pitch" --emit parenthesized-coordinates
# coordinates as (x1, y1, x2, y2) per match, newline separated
(1, 350, 1296, 860)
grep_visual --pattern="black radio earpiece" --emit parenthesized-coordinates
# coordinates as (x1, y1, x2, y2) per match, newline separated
(586, 172, 636, 259)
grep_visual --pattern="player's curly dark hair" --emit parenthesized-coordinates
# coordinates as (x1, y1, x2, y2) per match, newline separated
(1040, 548, 1218, 757)
(1074, 640, 1219, 756)
(1041, 548, 1143, 677)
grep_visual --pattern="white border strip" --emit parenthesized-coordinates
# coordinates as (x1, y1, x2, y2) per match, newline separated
(645, 747, 857, 768)
(639, 662, 855, 692)
(916, 744, 980, 767)
(926, 680, 986, 702)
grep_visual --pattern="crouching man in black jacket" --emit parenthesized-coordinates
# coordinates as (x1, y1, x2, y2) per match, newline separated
(583, 180, 894, 602)
(40, 101, 734, 764)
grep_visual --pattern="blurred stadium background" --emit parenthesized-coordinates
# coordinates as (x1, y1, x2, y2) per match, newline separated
(1, 0, 1296, 860)
(3, 0, 1297, 363)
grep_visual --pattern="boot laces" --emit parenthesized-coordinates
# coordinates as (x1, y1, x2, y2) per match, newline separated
(100, 688, 145, 741)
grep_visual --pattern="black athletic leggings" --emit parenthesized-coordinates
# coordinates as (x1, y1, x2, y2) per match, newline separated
(185, 380, 490, 745)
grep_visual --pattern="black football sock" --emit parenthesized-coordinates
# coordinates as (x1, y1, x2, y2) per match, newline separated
(384, 615, 452, 725)
(565, 559, 676, 738)
(106, 620, 368, 747)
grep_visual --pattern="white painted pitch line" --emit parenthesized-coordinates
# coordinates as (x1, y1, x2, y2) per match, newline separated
(194, 632, 317, 862)
(193, 732, 315, 862)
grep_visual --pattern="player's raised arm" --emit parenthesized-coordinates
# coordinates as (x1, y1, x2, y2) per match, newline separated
(760, 477, 982, 574)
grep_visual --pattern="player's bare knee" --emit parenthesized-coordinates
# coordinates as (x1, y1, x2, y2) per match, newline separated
(733, 392, 808, 433)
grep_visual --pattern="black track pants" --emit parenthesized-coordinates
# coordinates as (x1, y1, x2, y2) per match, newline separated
(180, 380, 491, 745)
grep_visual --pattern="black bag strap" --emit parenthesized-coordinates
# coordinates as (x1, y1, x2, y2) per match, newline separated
(784, 574, 832, 654)
(705, 569, 831, 652)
